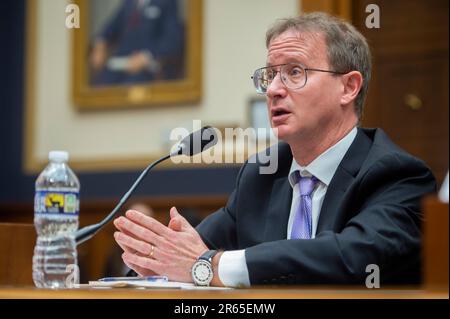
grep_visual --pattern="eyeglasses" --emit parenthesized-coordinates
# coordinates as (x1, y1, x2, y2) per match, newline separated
(251, 63, 347, 94)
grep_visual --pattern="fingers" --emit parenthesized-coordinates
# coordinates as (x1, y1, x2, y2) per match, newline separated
(114, 214, 163, 246)
(115, 237, 134, 254)
(123, 252, 164, 275)
(168, 218, 182, 231)
(113, 220, 141, 253)
(114, 212, 182, 258)
(169, 206, 179, 219)
(125, 210, 173, 237)
(122, 255, 157, 277)
(114, 232, 153, 257)
(169, 207, 194, 232)
(168, 207, 183, 231)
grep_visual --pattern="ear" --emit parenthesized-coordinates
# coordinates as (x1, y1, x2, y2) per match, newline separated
(340, 71, 363, 106)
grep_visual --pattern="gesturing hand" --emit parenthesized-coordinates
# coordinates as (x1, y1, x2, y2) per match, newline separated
(113, 207, 209, 283)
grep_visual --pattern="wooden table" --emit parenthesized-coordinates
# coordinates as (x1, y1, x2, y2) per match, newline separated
(0, 286, 447, 299)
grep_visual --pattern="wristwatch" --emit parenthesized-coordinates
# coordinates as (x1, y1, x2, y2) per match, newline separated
(191, 250, 218, 286)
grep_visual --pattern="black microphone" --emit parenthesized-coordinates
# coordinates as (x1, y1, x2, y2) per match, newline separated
(75, 126, 218, 245)
(171, 125, 218, 156)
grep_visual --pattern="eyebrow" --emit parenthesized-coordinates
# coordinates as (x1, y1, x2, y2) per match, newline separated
(265, 61, 306, 68)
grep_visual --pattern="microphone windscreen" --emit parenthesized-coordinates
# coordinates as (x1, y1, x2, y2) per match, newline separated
(176, 126, 218, 156)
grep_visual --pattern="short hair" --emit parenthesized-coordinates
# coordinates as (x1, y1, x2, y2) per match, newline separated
(266, 12, 372, 120)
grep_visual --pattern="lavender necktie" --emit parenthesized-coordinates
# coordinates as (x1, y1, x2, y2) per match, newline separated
(290, 175, 318, 239)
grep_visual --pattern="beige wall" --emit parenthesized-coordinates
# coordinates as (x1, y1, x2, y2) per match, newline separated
(27, 0, 298, 171)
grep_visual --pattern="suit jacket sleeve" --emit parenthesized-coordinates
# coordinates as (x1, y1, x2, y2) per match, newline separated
(195, 163, 247, 251)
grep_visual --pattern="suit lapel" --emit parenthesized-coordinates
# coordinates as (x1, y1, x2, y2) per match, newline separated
(263, 177, 292, 241)
(263, 142, 293, 241)
(316, 128, 373, 233)
(316, 167, 355, 232)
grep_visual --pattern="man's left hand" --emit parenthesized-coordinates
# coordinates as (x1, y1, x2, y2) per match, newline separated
(113, 207, 209, 283)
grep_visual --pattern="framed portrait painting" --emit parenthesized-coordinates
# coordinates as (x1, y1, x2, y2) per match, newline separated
(72, 0, 202, 109)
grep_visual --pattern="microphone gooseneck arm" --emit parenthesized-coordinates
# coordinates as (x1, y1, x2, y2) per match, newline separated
(75, 153, 172, 245)
(74, 126, 218, 246)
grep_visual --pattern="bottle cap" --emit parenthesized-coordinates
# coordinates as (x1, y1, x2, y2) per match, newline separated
(49, 150, 69, 162)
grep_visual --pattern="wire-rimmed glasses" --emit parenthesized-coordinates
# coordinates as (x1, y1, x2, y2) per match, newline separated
(251, 63, 347, 94)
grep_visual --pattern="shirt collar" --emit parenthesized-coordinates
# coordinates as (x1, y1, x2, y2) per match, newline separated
(288, 127, 358, 188)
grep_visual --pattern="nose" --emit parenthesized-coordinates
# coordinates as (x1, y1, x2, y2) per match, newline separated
(266, 72, 287, 99)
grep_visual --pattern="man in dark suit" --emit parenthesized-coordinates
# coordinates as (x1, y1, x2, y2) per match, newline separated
(90, 0, 184, 85)
(113, 12, 435, 287)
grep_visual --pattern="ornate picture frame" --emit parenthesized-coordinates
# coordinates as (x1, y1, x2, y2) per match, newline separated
(72, 0, 202, 110)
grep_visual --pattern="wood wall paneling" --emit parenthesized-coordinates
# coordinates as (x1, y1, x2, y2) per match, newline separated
(423, 196, 449, 292)
(0, 223, 35, 286)
(354, 0, 449, 184)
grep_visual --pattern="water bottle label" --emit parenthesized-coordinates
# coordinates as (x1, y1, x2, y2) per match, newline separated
(34, 191, 79, 215)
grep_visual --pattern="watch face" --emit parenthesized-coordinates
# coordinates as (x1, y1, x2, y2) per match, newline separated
(192, 260, 213, 286)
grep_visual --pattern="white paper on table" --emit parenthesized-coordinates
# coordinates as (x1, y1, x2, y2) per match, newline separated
(87, 280, 232, 290)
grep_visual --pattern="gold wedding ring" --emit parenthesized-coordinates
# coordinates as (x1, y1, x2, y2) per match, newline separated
(148, 244, 154, 258)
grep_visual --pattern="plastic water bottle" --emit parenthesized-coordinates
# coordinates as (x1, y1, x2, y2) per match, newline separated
(33, 151, 80, 288)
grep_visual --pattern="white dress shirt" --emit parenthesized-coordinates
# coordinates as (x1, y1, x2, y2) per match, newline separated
(218, 127, 358, 287)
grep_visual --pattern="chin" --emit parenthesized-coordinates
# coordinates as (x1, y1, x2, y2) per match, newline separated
(272, 126, 291, 142)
